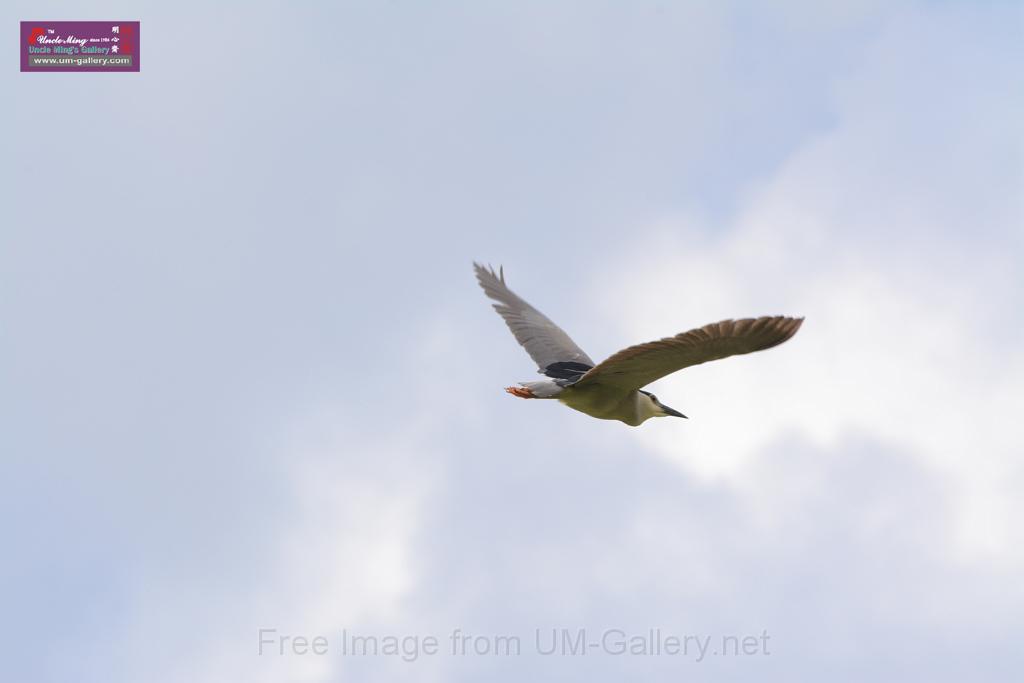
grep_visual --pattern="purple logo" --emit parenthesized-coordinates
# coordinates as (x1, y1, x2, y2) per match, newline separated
(21, 21, 140, 72)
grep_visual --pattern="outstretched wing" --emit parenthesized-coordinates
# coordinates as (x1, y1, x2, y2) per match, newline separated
(474, 263, 595, 370)
(575, 316, 803, 390)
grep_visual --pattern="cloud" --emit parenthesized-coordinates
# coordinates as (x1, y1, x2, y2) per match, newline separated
(102, 410, 435, 683)
(3, 1, 1021, 682)
(587, 0, 1023, 594)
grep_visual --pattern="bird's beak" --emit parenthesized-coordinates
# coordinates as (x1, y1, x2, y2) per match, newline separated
(660, 404, 688, 419)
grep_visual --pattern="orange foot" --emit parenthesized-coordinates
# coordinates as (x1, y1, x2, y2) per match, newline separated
(505, 386, 536, 399)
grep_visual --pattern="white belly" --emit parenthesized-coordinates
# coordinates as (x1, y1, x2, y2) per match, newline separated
(558, 385, 644, 426)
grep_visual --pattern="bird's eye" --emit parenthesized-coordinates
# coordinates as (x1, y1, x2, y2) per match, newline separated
(649, 394, 657, 402)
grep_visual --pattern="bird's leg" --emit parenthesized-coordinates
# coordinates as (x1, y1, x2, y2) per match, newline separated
(505, 386, 536, 399)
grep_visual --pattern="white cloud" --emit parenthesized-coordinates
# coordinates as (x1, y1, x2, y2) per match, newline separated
(5, 2, 1021, 682)
(590, 1, 1023, 575)
(105, 410, 435, 683)
(234, 5, 1023, 679)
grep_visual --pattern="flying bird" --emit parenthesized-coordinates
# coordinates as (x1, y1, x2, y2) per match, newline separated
(474, 263, 803, 426)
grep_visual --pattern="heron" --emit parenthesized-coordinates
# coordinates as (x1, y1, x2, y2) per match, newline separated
(474, 263, 803, 426)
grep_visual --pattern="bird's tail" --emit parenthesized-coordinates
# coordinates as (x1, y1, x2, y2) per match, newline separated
(516, 379, 564, 399)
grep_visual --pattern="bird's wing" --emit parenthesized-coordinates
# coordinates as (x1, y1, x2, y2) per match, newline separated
(574, 316, 803, 390)
(474, 263, 595, 370)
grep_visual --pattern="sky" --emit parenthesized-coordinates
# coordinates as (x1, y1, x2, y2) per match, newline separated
(2, 1, 1022, 681)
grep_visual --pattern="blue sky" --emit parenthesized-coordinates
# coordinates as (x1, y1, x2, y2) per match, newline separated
(3, 1, 1022, 681)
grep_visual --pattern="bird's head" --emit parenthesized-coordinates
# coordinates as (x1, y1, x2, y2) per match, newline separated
(639, 390, 688, 421)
